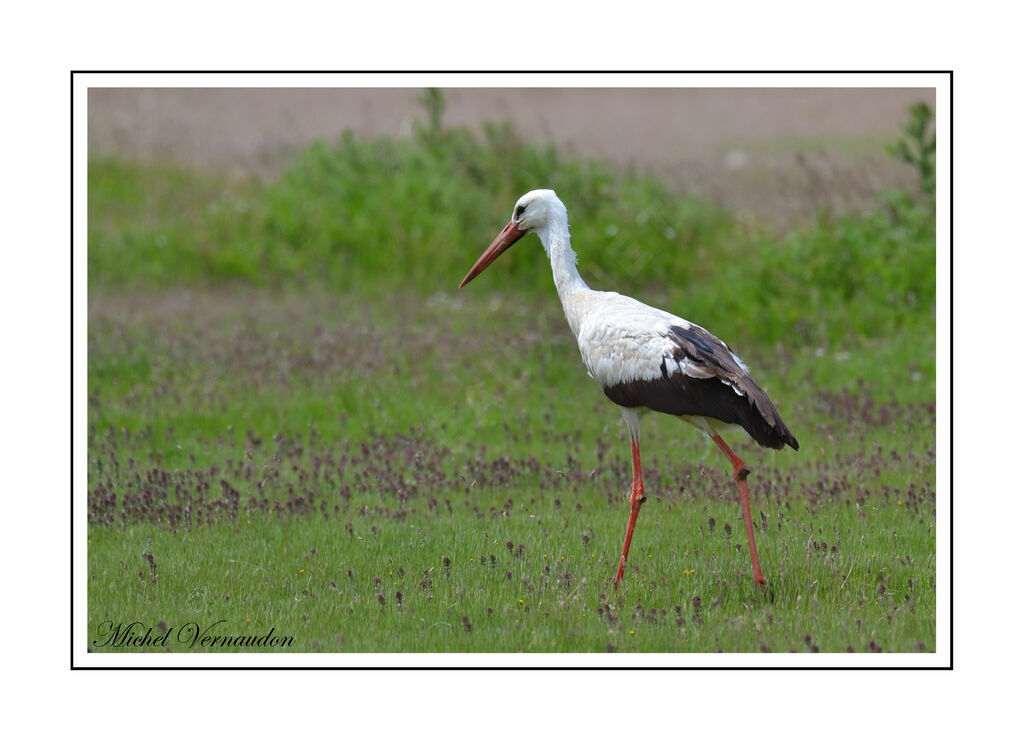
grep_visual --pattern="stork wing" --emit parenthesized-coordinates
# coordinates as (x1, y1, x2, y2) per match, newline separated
(610, 322, 799, 451)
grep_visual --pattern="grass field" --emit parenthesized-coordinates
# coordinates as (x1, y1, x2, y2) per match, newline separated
(87, 103, 936, 654)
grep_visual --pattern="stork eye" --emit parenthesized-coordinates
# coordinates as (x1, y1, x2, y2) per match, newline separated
(515, 205, 526, 219)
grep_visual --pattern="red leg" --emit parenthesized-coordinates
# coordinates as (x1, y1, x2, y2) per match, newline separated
(710, 433, 767, 586)
(614, 433, 645, 589)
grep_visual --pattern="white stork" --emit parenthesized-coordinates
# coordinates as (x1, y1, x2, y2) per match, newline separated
(459, 189, 799, 589)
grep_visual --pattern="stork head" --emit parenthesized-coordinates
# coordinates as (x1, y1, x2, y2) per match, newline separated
(459, 189, 566, 288)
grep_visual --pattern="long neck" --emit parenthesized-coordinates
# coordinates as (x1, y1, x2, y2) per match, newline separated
(537, 213, 589, 304)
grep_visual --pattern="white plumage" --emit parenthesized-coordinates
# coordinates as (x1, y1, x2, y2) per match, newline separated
(571, 291, 750, 391)
(460, 189, 797, 589)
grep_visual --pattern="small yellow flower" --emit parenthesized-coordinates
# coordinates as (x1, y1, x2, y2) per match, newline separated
(561, 556, 565, 561)
(299, 569, 305, 573)
(648, 554, 652, 559)
(872, 553, 877, 558)
(518, 599, 524, 605)
(245, 618, 250, 623)
(543, 554, 548, 558)
(629, 630, 635, 635)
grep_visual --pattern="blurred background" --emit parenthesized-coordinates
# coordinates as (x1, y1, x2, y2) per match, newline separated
(87, 84, 938, 440)
(89, 87, 930, 226)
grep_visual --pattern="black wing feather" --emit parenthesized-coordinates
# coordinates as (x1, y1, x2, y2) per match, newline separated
(604, 324, 799, 451)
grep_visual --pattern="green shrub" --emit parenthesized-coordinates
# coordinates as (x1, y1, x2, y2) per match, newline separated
(88, 102, 934, 349)
(685, 189, 934, 346)
(889, 102, 936, 195)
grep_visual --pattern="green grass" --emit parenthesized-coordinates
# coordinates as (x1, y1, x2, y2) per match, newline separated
(89, 490, 933, 653)
(87, 113, 936, 653)
(87, 290, 935, 653)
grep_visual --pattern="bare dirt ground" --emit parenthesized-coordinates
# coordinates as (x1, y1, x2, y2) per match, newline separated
(88, 87, 934, 226)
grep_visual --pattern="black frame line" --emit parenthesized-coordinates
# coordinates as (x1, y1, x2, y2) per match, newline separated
(72, 70, 952, 670)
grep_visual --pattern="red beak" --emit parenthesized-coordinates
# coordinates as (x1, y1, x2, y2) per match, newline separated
(459, 219, 527, 288)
